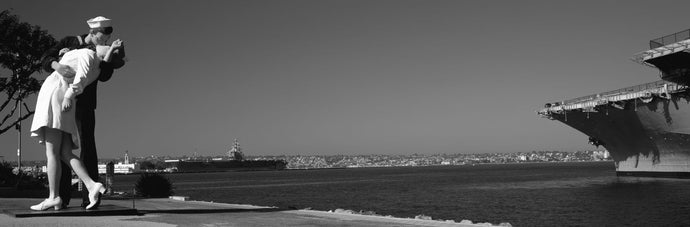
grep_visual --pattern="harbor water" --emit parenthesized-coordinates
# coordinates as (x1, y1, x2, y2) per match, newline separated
(113, 162, 690, 226)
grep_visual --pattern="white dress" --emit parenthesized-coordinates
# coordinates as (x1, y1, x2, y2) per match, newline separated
(30, 48, 100, 149)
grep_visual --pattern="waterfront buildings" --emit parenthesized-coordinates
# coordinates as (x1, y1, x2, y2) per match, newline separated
(97, 151, 139, 174)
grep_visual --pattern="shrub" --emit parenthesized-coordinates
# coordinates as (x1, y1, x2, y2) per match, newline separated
(16, 174, 47, 190)
(0, 161, 17, 186)
(134, 172, 174, 198)
(0, 162, 46, 190)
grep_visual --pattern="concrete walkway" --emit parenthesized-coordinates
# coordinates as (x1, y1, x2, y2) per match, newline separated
(0, 198, 503, 226)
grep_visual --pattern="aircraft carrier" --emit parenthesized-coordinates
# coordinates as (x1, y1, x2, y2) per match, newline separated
(538, 29, 690, 178)
(167, 139, 287, 172)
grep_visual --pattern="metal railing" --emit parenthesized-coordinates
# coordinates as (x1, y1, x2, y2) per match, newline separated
(562, 80, 671, 104)
(539, 80, 688, 115)
(650, 29, 690, 48)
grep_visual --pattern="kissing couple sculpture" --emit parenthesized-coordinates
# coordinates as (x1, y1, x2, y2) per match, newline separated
(29, 16, 126, 211)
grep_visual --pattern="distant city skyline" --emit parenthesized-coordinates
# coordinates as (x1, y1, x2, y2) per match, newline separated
(2, 1, 689, 161)
(15, 150, 612, 171)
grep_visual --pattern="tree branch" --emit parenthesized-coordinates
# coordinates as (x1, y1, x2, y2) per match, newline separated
(0, 99, 19, 126)
(22, 101, 32, 113)
(0, 83, 17, 113)
(0, 110, 33, 135)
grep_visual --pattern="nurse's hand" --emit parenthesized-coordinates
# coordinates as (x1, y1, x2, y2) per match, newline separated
(61, 98, 72, 112)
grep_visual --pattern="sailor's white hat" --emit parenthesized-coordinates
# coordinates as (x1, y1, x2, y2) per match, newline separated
(87, 16, 112, 28)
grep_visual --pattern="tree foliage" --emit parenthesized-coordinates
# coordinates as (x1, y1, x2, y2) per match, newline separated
(0, 10, 56, 135)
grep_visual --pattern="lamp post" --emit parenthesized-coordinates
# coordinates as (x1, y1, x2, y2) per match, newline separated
(16, 80, 21, 172)
(12, 69, 21, 171)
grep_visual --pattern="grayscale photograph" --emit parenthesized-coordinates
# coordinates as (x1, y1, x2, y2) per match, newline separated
(1, 1, 689, 226)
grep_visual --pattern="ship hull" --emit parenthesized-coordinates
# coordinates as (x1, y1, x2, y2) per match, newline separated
(550, 92, 690, 178)
(169, 160, 288, 172)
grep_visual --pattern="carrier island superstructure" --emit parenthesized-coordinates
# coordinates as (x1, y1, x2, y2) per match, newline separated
(538, 29, 690, 178)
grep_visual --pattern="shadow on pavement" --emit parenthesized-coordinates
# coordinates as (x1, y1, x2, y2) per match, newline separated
(139, 207, 288, 214)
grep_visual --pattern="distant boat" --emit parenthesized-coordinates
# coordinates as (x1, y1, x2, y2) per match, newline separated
(167, 139, 287, 172)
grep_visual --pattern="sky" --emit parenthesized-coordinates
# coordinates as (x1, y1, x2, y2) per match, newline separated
(1, 0, 689, 161)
